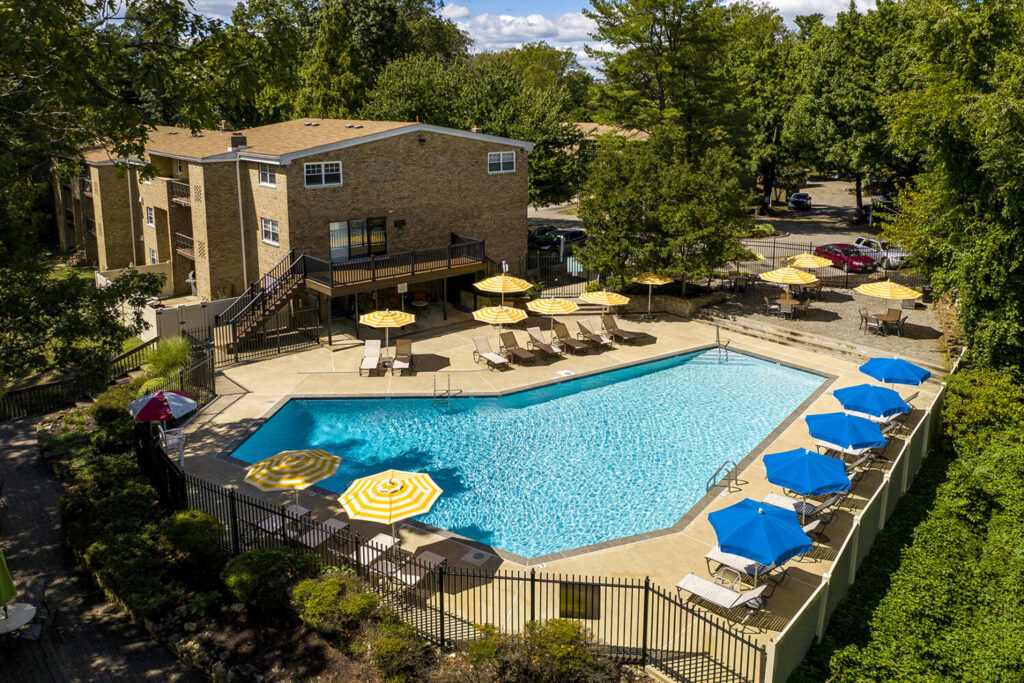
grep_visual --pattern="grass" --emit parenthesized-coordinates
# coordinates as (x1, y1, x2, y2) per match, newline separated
(556, 205, 579, 216)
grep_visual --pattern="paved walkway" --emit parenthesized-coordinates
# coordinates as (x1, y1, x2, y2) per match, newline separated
(0, 418, 197, 682)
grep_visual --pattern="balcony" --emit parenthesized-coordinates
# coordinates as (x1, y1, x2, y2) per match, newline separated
(80, 177, 93, 196)
(301, 238, 486, 296)
(175, 232, 195, 260)
(169, 180, 191, 206)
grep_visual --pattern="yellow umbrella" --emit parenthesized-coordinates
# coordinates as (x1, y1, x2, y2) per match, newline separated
(759, 267, 819, 285)
(339, 469, 442, 540)
(630, 273, 673, 318)
(782, 253, 832, 268)
(580, 290, 630, 309)
(751, 252, 765, 261)
(245, 449, 343, 508)
(473, 305, 528, 326)
(526, 298, 578, 330)
(474, 274, 531, 306)
(854, 280, 922, 300)
(359, 309, 415, 358)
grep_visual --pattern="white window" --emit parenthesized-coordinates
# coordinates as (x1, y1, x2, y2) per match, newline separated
(304, 161, 342, 187)
(258, 163, 276, 187)
(488, 151, 515, 174)
(149, 249, 158, 265)
(146, 206, 155, 226)
(261, 217, 279, 245)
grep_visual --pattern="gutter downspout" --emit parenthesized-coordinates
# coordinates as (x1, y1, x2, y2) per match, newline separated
(126, 163, 138, 265)
(235, 155, 249, 286)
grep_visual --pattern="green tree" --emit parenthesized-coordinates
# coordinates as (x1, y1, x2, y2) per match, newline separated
(504, 42, 595, 120)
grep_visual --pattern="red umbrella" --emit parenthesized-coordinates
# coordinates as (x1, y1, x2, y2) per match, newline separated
(128, 390, 198, 422)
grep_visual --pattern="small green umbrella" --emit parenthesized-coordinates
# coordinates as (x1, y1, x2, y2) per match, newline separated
(0, 549, 17, 610)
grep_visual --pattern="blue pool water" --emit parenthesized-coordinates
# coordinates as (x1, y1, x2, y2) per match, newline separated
(230, 350, 824, 558)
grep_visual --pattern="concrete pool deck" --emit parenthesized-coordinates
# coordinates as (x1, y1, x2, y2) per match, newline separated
(179, 314, 945, 646)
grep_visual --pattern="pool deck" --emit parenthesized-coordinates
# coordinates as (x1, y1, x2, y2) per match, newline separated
(180, 314, 945, 646)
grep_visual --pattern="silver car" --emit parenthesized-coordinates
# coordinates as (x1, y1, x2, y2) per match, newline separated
(853, 236, 909, 269)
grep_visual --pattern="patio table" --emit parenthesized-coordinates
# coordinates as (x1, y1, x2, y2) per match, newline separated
(872, 311, 901, 335)
(0, 603, 37, 635)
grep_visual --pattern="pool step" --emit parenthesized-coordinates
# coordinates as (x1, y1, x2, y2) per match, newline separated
(702, 316, 946, 375)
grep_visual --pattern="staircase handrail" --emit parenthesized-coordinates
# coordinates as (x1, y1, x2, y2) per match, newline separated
(216, 249, 296, 325)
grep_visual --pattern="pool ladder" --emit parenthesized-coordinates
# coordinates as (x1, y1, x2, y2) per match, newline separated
(433, 375, 461, 407)
(706, 460, 740, 493)
(715, 326, 731, 362)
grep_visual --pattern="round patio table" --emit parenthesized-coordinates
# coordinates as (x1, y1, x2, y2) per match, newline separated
(0, 603, 37, 635)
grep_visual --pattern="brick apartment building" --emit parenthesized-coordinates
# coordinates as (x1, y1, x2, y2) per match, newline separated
(56, 119, 534, 309)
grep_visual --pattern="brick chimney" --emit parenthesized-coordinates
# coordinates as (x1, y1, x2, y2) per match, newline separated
(228, 134, 247, 151)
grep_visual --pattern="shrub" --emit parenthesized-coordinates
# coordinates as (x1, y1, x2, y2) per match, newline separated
(145, 336, 192, 378)
(743, 222, 776, 238)
(222, 548, 321, 613)
(353, 615, 432, 683)
(466, 620, 618, 683)
(137, 376, 167, 397)
(157, 510, 229, 576)
(89, 377, 146, 427)
(292, 573, 381, 636)
(83, 532, 180, 617)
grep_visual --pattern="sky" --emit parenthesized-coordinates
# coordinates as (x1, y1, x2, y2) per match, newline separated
(191, 0, 874, 69)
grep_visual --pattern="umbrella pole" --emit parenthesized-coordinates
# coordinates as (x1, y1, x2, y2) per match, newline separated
(647, 285, 653, 316)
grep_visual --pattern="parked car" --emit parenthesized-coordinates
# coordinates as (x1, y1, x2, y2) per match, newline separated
(813, 243, 878, 272)
(787, 192, 812, 210)
(853, 236, 910, 269)
(527, 224, 559, 249)
(532, 229, 587, 252)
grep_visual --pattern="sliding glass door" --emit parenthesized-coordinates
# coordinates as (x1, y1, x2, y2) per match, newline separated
(330, 217, 386, 262)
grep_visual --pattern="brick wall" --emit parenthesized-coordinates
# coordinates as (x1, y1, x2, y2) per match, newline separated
(246, 161, 292, 277)
(190, 161, 255, 299)
(284, 130, 528, 266)
(91, 164, 140, 270)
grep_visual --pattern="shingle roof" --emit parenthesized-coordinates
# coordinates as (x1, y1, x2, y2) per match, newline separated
(573, 122, 649, 141)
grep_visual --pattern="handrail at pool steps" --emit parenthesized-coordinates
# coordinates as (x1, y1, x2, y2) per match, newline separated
(706, 460, 740, 494)
(134, 424, 767, 683)
(715, 325, 731, 362)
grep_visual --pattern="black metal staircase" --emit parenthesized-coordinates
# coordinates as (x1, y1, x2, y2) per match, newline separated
(215, 249, 304, 342)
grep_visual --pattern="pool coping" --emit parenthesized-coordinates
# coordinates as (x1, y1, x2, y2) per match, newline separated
(211, 340, 839, 566)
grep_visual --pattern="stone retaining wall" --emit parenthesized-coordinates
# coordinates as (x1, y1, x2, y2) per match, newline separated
(621, 292, 725, 318)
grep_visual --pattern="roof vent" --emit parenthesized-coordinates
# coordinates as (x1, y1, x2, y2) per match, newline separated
(311, 122, 319, 127)
(345, 124, 354, 128)
(191, 132, 204, 137)
(228, 134, 248, 151)
(303, 122, 312, 126)
(354, 124, 362, 128)
(167, 131, 178, 135)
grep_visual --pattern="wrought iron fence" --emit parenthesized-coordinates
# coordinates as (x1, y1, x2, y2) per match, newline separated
(188, 305, 320, 367)
(135, 427, 767, 683)
(497, 250, 598, 298)
(736, 238, 926, 290)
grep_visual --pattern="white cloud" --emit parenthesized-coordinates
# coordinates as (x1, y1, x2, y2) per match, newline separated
(189, 0, 237, 22)
(452, 11, 597, 53)
(440, 3, 472, 20)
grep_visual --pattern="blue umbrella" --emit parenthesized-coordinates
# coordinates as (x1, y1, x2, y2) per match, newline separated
(763, 448, 851, 496)
(709, 499, 813, 571)
(833, 384, 910, 418)
(806, 412, 888, 450)
(860, 358, 931, 386)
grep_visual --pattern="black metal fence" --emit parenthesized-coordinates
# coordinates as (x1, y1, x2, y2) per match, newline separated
(187, 304, 320, 367)
(152, 344, 217, 411)
(135, 428, 767, 683)
(497, 250, 598, 298)
(736, 238, 926, 290)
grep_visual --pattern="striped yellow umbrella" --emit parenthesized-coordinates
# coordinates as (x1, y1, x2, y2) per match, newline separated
(340, 469, 442, 540)
(759, 267, 819, 285)
(245, 449, 342, 508)
(359, 309, 416, 357)
(527, 297, 579, 331)
(782, 253, 832, 268)
(752, 252, 765, 261)
(474, 274, 531, 306)
(854, 280, 922, 300)
(630, 273, 672, 317)
(580, 290, 630, 309)
(473, 305, 528, 326)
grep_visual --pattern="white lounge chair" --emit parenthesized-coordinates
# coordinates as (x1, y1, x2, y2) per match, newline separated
(344, 532, 396, 566)
(676, 573, 770, 622)
(763, 493, 843, 524)
(387, 550, 447, 588)
(257, 503, 311, 533)
(359, 340, 381, 376)
(473, 336, 510, 370)
(297, 517, 350, 548)
(816, 440, 883, 459)
(578, 319, 613, 347)
(704, 546, 783, 587)
(391, 339, 413, 375)
(526, 327, 562, 356)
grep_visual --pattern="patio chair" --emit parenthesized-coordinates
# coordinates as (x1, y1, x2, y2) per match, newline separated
(794, 300, 810, 319)
(676, 573, 771, 623)
(765, 297, 780, 316)
(577, 319, 613, 348)
(704, 546, 787, 588)
(359, 339, 381, 376)
(900, 390, 919, 406)
(815, 440, 884, 460)
(473, 336, 510, 370)
(886, 307, 902, 319)
(385, 550, 447, 588)
(778, 302, 794, 319)
(802, 519, 824, 540)
(601, 314, 641, 343)
(895, 315, 907, 337)
(865, 315, 884, 335)
(499, 331, 536, 364)
(858, 308, 869, 330)
(553, 322, 589, 354)
(391, 339, 413, 375)
(526, 327, 562, 357)
(297, 517, 350, 548)
(344, 532, 397, 567)
(762, 492, 844, 525)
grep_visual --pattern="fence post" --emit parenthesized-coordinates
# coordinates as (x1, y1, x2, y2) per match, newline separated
(228, 488, 241, 555)
(371, 255, 376, 281)
(438, 565, 446, 648)
(232, 322, 239, 363)
(447, 246, 452, 270)
(411, 249, 417, 275)
(530, 568, 536, 623)
(642, 577, 650, 666)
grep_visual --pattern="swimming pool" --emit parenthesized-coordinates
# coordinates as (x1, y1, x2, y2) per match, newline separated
(229, 350, 825, 558)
